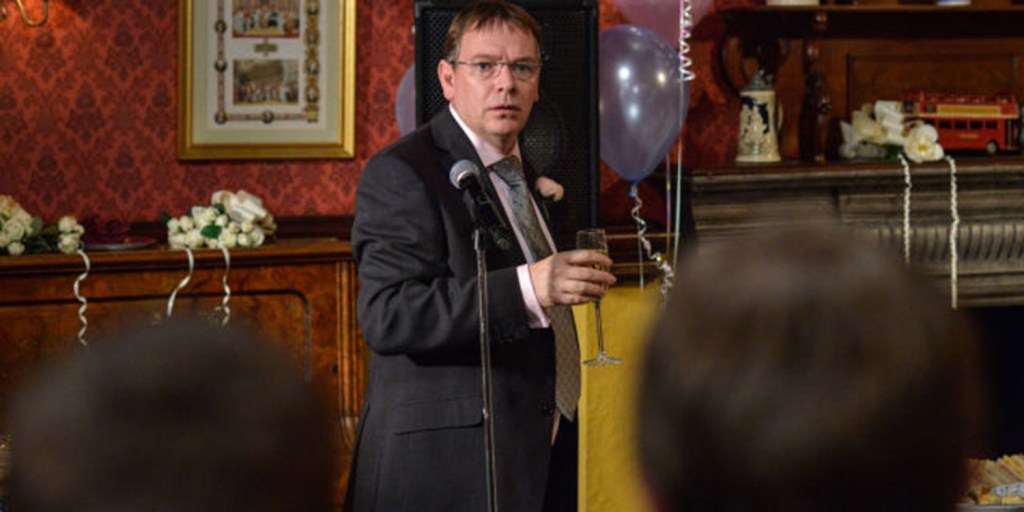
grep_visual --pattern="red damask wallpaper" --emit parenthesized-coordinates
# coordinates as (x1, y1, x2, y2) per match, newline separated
(0, 0, 732, 224)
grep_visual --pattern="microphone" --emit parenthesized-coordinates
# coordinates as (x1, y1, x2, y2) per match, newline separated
(449, 160, 513, 251)
(449, 159, 485, 194)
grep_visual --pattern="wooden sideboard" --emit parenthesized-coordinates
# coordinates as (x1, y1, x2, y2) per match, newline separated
(0, 237, 365, 507)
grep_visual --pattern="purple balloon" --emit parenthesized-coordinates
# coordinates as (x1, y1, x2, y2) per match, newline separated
(599, 25, 688, 182)
(615, 0, 680, 47)
(395, 64, 416, 136)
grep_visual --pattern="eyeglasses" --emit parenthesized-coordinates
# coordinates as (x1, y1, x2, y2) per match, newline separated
(449, 60, 541, 81)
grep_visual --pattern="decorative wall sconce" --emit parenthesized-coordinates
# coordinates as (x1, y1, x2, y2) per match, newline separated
(0, 0, 49, 27)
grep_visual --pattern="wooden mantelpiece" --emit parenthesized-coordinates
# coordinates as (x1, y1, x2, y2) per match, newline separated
(0, 238, 364, 508)
(685, 157, 1024, 307)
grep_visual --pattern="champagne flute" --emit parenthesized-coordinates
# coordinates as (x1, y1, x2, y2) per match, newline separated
(577, 228, 621, 366)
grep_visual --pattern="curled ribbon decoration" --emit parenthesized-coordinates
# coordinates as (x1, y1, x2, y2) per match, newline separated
(671, 0, 695, 267)
(630, 183, 676, 307)
(679, 0, 695, 83)
(897, 154, 959, 310)
(947, 155, 959, 310)
(218, 245, 232, 327)
(899, 153, 912, 266)
(167, 247, 195, 319)
(73, 249, 90, 346)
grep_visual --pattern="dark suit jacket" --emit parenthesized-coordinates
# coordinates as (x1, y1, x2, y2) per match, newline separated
(346, 109, 559, 511)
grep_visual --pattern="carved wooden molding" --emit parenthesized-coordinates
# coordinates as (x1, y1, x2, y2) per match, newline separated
(685, 158, 1024, 306)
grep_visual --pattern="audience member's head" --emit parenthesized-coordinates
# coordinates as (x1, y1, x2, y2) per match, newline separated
(8, 319, 334, 512)
(637, 226, 985, 512)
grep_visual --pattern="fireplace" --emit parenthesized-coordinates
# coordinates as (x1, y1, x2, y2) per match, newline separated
(970, 306, 1024, 457)
(684, 157, 1024, 456)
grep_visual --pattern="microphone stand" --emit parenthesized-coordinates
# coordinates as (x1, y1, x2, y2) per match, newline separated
(474, 225, 500, 512)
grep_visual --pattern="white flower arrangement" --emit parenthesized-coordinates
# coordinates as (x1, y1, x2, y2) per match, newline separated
(840, 100, 908, 160)
(902, 122, 945, 163)
(166, 190, 275, 250)
(840, 100, 946, 163)
(0, 196, 84, 256)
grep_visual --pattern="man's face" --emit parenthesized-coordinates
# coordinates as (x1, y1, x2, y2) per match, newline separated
(438, 23, 540, 153)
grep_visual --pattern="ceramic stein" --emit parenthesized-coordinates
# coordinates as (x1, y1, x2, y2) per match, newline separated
(736, 70, 782, 164)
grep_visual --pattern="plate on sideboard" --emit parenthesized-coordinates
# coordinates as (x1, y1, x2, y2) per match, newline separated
(84, 236, 158, 252)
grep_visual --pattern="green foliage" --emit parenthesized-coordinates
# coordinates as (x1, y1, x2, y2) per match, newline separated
(200, 224, 222, 239)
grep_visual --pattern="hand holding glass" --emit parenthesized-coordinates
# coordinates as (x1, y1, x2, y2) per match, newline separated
(577, 228, 621, 366)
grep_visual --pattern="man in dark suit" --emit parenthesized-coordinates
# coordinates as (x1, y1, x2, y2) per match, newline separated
(345, 1, 615, 511)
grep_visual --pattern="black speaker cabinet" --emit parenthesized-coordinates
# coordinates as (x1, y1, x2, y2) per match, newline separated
(414, 0, 598, 250)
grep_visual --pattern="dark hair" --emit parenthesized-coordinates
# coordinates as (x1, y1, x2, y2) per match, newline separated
(443, 0, 542, 62)
(636, 226, 985, 512)
(8, 319, 334, 512)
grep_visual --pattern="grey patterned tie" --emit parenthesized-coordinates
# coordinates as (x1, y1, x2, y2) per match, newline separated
(490, 156, 580, 420)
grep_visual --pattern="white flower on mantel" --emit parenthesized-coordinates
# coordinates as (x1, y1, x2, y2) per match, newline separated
(218, 230, 238, 248)
(3, 218, 26, 241)
(185, 230, 205, 249)
(0, 196, 84, 256)
(0, 195, 33, 256)
(166, 190, 272, 251)
(57, 215, 84, 254)
(248, 227, 265, 247)
(840, 101, 909, 160)
(58, 234, 81, 254)
(903, 122, 945, 163)
(212, 189, 267, 224)
(58, 215, 84, 235)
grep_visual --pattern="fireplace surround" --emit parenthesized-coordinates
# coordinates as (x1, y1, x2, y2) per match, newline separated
(685, 158, 1024, 455)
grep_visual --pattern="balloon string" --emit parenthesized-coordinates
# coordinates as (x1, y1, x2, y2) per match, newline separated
(665, 154, 672, 250)
(673, 143, 683, 267)
(167, 248, 195, 319)
(73, 249, 90, 346)
(673, 0, 694, 268)
(219, 245, 232, 327)
(899, 154, 912, 266)
(630, 183, 676, 307)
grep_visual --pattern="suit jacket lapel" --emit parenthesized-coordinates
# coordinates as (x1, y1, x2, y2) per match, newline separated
(430, 109, 524, 263)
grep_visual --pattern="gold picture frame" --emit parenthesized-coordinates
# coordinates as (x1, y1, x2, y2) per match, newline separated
(178, 0, 356, 159)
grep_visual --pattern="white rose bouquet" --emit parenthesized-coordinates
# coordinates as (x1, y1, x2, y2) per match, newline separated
(902, 122, 945, 163)
(165, 190, 273, 250)
(0, 196, 84, 256)
(839, 101, 909, 160)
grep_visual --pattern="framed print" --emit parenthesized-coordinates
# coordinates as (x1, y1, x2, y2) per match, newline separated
(178, 0, 356, 159)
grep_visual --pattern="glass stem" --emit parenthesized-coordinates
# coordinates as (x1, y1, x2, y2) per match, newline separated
(594, 299, 605, 355)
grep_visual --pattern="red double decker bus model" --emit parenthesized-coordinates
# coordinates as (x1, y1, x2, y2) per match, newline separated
(902, 91, 1020, 154)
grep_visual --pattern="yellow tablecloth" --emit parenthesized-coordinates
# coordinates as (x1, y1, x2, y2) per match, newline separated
(573, 284, 662, 512)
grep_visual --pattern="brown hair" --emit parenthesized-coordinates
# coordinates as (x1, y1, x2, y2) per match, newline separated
(443, 0, 542, 62)
(637, 225, 986, 512)
(8, 319, 335, 512)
